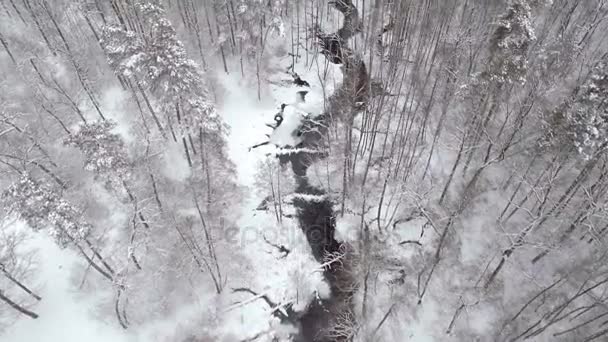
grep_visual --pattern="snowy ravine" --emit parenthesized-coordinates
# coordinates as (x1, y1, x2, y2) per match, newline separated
(219, 69, 349, 341)
(289, 1, 370, 340)
(217, 1, 369, 340)
(216, 66, 331, 340)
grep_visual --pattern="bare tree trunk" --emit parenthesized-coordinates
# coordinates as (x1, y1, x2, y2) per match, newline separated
(22, 0, 56, 55)
(201, 0, 214, 44)
(84, 238, 116, 276)
(40, 0, 106, 121)
(0, 290, 38, 319)
(149, 173, 163, 211)
(0, 264, 41, 301)
(212, 3, 229, 73)
(182, 136, 193, 167)
(114, 288, 128, 329)
(9, 0, 26, 23)
(186, 0, 206, 67)
(0, 32, 17, 66)
(199, 129, 213, 206)
(132, 78, 166, 138)
(193, 195, 223, 293)
(226, 0, 238, 53)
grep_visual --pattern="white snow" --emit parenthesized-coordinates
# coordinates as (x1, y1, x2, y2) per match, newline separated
(218, 69, 277, 185)
(160, 140, 192, 182)
(334, 213, 362, 243)
(273, 146, 324, 155)
(0, 221, 223, 342)
(1, 222, 132, 342)
(269, 104, 307, 147)
(288, 193, 328, 203)
(99, 86, 135, 144)
(215, 53, 338, 339)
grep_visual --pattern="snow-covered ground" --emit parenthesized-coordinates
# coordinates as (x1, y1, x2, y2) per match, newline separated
(218, 69, 277, 185)
(1, 223, 131, 342)
(215, 60, 332, 340)
(269, 104, 308, 147)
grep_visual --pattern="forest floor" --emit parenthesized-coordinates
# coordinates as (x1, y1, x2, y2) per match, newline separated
(0, 222, 131, 342)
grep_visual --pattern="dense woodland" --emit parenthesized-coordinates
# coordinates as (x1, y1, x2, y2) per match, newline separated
(2, 0, 608, 341)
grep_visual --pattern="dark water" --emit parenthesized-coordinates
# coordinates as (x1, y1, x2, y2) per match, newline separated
(281, 137, 355, 341)
(278, 2, 367, 339)
(290, 168, 354, 342)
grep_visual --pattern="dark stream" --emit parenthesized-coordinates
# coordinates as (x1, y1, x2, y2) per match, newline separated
(291, 176, 352, 342)
(274, 1, 369, 340)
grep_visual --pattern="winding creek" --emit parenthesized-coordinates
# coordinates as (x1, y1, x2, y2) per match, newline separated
(273, 1, 370, 340)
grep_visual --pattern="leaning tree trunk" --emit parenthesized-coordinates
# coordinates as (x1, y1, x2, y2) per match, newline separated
(0, 264, 41, 301)
(0, 290, 38, 319)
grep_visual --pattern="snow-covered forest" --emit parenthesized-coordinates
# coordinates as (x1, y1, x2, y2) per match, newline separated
(1, 0, 608, 341)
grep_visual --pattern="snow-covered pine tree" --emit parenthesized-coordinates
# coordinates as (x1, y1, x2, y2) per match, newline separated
(486, 0, 536, 84)
(2, 174, 118, 283)
(100, 25, 144, 79)
(138, 1, 222, 135)
(101, 0, 223, 138)
(547, 59, 608, 159)
(64, 120, 130, 191)
(2, 175, 90, 248)
(101, 0, 237, 212)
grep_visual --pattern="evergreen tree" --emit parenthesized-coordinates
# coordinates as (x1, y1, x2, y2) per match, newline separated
(101, 0, 223, 136)
(486, 0, 536, 84)
(548, 59, 608, 159)
(2, 175, 90, 247)
(64, 120, 130, 190)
